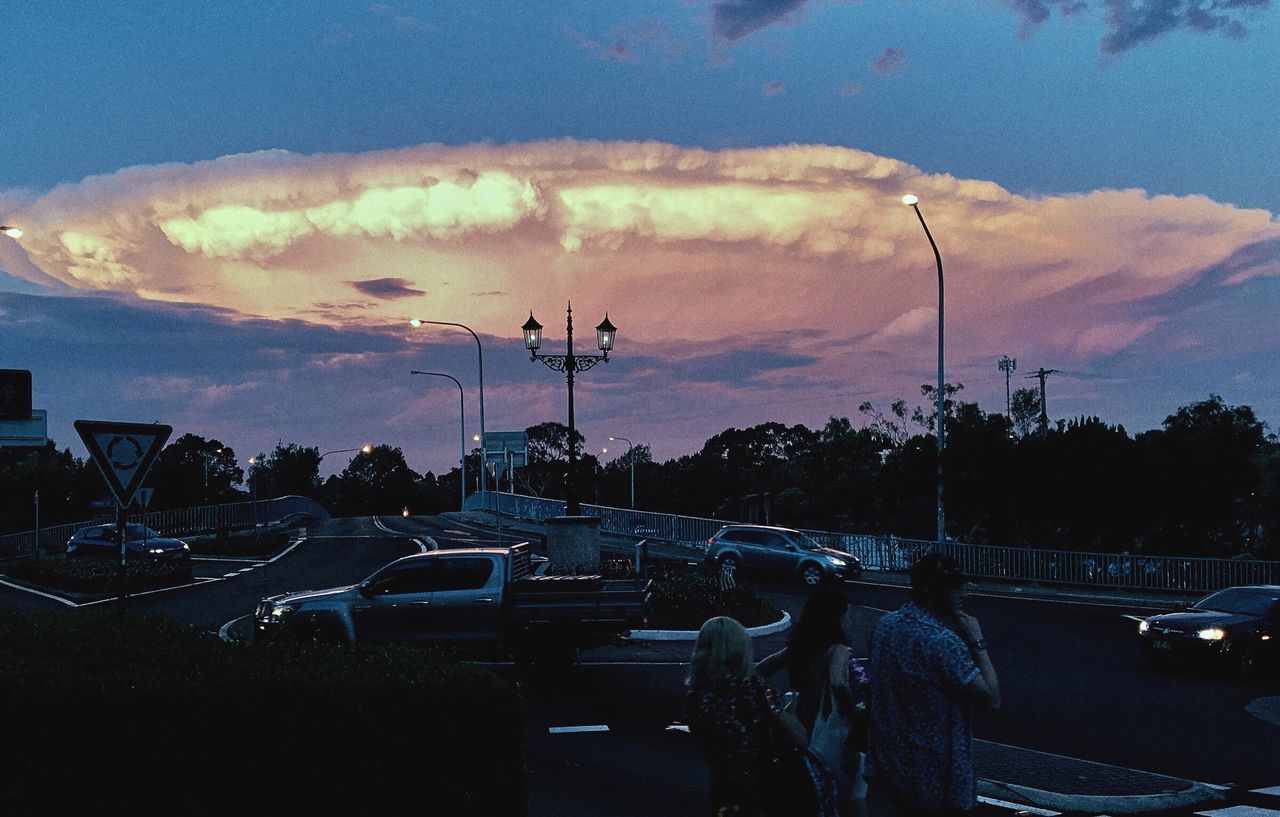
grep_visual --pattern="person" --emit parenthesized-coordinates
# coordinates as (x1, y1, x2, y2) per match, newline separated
(684, 616, 834, 817)
(866, 554, 1001, 817)
(757, 587, 868, 811)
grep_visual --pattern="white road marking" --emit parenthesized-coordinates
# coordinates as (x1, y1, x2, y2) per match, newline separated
(548, 725, 610, 734)
(237, 567, 255, 573)
(223, 572, 241, 578)
(665, 724, 691, 733)
(76, 576, 221, 607)
(1197, 807, 1280, 817)
(977, 796, 1061, 816)
(1253, 787, 1280, 797)
(0, 577, 77, 606)
(192, 556, 262, 563)
(264, 536, 306, 563)
(219, 614, 251, 642)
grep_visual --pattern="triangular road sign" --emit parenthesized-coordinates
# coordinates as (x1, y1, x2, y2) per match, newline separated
(75, 420, 172, 509)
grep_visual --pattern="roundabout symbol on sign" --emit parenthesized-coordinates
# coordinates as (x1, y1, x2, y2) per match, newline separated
(106, 435, 144, 470)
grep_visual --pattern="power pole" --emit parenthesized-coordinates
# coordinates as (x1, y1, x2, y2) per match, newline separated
(1028, 368, 1059, 435)
(998, 356, 1016, 436)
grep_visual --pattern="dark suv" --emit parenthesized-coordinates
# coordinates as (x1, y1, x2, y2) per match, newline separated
(705, 524, 860, 586)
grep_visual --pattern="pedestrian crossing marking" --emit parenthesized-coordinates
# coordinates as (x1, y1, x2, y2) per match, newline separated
(548, 725, 609, 734)
(1197, 807, 1280, 817)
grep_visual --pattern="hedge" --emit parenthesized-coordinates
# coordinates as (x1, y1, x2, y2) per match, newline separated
(0, 613, 526, 814)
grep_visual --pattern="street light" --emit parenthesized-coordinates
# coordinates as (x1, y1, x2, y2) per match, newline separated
(523, 303, 617, 516)
(318, 443, 373, 463)
(409, 318, 488, 512)
(608, 436, 635, 508)
(1, 225, 21, 239)
(247, 456, 259, 524)
(411, 370, 467, 512)
(902, 192, 946, 546)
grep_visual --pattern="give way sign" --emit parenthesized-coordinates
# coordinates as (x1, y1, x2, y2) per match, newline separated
(75, 420, 172, 509)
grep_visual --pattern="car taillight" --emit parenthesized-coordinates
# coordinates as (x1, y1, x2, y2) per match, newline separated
(706, 538, 714, 553)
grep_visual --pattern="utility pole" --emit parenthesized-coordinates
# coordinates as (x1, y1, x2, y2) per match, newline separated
(1028, 368, 1059, 435)
(998, 356, 1016, 436)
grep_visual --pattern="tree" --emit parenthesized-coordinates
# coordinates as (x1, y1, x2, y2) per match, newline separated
(324, 444, 420, 515)
(149, 434, 243, 510)
(0, 441, 96, 533)
(1010, 388, 1041, 438)
(253, 442, 322, 500)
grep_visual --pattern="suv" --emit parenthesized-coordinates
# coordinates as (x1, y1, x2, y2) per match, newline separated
(705, 524, 860, 586)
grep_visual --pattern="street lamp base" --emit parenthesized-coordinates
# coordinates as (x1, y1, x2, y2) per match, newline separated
(544, 515, 602, 574)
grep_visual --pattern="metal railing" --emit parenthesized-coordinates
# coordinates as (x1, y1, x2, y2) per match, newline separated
(491, 492, 1280, 595)
(0, 495, 330, 560)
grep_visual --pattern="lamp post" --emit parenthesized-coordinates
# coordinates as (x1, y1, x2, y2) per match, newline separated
(318, 443, 373, 464)
(409, 319, 488, 513)
(902, 193, 946, 547)
(411, 370, 467, 512)
(523, 303, 617, 516)
(247, 456, 259, 524)
(608, 436, 635, 508)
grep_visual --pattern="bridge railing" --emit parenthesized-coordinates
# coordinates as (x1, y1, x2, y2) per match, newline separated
(492, 492, 1279, 595)
(0, 495, 330, 560)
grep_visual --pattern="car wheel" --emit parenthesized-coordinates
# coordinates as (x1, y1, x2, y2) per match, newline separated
(719, 554, 739, 571)
(801, 564, 824, 586)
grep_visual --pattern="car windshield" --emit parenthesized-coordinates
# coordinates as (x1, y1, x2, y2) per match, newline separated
(1192, 589, 1278, 616)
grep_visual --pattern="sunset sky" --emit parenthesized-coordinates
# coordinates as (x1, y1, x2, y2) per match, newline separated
(2, 1, 1278, 480)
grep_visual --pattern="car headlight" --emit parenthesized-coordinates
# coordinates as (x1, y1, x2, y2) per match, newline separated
(1138, 620, 1150, 635)
(827, 556, 847, 567)
(270, 604, 296, 622)
(148, 548, 166, 555)
(1195, 627, 1226, 641)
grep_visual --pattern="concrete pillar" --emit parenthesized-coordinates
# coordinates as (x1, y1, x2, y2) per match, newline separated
(545, 515, 601, 574)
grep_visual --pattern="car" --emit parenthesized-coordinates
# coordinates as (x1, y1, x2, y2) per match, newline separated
(705, 524, 861, 586)
(1137, 584, 1279, 677)
(66, 523, 192, 562)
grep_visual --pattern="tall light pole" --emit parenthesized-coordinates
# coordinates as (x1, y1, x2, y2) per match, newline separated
(903, 193, 945, 547)
(409, 319, 487, 513)
(411, 370, 467, 511)
(608, 436, 635, 508)
(247, 456, 259, 524)
(998, 356, 1017, 438)
(523, 303, 617, 516)
(318, 443, 373, 464)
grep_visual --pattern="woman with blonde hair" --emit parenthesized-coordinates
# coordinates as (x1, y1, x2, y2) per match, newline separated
(684, 616, 835, 817)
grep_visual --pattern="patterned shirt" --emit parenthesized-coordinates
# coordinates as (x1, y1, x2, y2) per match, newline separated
(683, 675, 782, 803)
(866, 601, 980, 811)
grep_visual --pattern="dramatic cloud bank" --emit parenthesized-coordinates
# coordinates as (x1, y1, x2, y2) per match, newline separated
(4, 139, 1278, 469)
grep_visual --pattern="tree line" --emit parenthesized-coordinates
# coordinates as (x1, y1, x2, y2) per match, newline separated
(1, 390, 1275, 559)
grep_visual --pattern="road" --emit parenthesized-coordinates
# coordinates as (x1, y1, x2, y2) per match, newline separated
(2, 514, 1275, 817)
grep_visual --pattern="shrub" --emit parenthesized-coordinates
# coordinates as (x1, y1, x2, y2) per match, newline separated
(7, 553, 192, 592)
(0, 613, 526, 814)
(645, 562, 783, 630)
(186, 527, 291, 557)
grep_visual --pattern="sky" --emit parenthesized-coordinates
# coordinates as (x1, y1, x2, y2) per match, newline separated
(1, 0, 1278, 480)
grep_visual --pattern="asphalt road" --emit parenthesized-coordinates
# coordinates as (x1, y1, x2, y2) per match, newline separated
(2, 514, 1275, 816)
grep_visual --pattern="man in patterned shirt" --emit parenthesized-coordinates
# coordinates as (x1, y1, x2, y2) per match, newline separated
(866, 554, 1001, 817)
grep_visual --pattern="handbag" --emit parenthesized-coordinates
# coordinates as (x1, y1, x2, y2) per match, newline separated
(808, 647, 867, 801)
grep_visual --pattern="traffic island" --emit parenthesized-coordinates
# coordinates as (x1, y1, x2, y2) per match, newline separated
(545, 514, 601, 572)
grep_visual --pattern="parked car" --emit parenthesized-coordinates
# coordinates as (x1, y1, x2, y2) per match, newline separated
(66, 523, 192, 561)
(705, 524, 861, 586)
(255, 543, 651, 665)
(1137, 585, 1279, 677)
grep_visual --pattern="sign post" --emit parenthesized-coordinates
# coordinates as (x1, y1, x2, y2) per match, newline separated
(74, 420, 172, 614)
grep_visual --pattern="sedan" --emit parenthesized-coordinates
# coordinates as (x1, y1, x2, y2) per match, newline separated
(1137, 585, 1279, 677)
(66, 523, 192, 561)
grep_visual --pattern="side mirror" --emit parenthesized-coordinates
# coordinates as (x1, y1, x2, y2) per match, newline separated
(358, 583, 374, 597)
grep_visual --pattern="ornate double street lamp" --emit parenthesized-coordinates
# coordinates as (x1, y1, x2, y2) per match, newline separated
(902, 193, 946, 547)
(410, 370, 467, 512)
(522, 303, 617, 516)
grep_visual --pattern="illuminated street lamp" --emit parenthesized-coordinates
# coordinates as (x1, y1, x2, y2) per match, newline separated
(318, 443, 373, 463)
(409, 318, 488, 512)
(523, 303, 617, 516)
(411, 370, 467, 512)
(902, 193, 946, 546)
(608, 436, 636, 508)
(1, 225, 22, 239)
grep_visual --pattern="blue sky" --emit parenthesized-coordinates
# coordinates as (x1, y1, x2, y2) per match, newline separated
(1, 1, 1278, 476)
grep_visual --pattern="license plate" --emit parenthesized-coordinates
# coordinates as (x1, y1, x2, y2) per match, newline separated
(1152, 640, 1172, 651)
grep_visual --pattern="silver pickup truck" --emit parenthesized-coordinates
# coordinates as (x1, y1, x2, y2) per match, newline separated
(254, 543, 652, 664)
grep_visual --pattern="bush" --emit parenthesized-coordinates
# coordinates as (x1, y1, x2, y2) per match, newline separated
(7, 553, 192, 592)
(186, 527, 291, 557)
(0, 613, 526, 814)
(645, 562, 783, 630)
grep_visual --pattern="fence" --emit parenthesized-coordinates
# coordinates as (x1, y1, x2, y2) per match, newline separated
(0, 495, 330, 560)
(492, 492, 1280, 595)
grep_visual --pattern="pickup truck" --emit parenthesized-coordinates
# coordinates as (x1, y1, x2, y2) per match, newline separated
(254, 543, 652, 664)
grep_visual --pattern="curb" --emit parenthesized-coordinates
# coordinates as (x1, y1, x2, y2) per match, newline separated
(630, 611, 791, 641)
(976, 778, 1224, 815)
